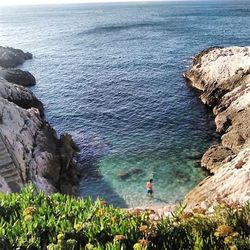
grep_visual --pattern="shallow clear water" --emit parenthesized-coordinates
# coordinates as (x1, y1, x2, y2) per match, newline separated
(0, 1, 249, 207)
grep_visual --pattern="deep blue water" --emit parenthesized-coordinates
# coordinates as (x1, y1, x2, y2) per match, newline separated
(0, 1, 249, 207)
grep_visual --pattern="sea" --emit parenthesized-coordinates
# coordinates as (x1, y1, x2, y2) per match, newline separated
(0, 1, 249, 207)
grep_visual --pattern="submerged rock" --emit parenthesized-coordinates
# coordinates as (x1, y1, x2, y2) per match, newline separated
(173, 170, 190, 182)
(118, 168, 144, 180)
(184, 46, 250, 209)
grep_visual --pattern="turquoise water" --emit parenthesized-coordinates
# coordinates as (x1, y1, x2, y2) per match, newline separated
(0, 1, 249, 207)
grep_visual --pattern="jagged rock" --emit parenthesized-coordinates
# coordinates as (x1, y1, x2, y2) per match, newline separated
(0, 67, 36, 86)
(0, 97, 41, 182)
(0, 78, 43, 116)
(0, 97, 78, 194)
(184, 46, 250, 209)
(185, 46, 250, 163)
(0, 46, 32, 68)
(0, 46, 79, 194)
(214, 83, 250, 152)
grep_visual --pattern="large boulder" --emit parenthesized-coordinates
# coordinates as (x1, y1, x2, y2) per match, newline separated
(0, 67, 36, 86)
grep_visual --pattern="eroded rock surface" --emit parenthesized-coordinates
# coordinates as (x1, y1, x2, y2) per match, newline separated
(0, 82, 78, 194)
(184, 46, 250, 209)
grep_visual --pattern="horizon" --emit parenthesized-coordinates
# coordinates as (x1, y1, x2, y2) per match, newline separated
(0, 0, 240, 7)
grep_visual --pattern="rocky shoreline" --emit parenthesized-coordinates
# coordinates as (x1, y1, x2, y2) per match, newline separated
(183, 46, 250, 210)
(1, 45, 249, 215)
(0, 46, 79, 194)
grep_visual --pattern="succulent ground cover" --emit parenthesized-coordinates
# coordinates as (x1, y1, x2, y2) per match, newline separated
(0, 185, 250, 249)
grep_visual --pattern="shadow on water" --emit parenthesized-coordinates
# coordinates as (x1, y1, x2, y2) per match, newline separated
(153, 197, 169, 204)
(185, 78, 219, 137)
(78, 158, 128, 208)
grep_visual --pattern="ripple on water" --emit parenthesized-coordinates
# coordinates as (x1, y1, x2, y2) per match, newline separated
(1, 1, 248, 207)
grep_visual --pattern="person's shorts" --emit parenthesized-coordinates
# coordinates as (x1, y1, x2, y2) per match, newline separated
(147, 189, 153, 194)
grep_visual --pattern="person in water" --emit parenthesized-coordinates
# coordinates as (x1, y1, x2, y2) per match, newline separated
(146, 179, 153, 195)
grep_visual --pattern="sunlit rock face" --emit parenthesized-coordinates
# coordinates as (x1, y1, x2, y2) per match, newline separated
(184, 47, 250, 209)
(184, 47, 250, 99)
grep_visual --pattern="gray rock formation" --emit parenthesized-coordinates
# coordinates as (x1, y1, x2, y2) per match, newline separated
(0, 46, 36, 87)
(184, 46, 250, 106)
(0, 176, 11, 193)
(200, 145, 235, 173)
(0, 46, 79, 194)
(0, 67, 36, 86)
(0, 133, 23, 193)
(0, 46, 32, 68)
(184, 46, 250, 209)
(0, 77, 44, 116)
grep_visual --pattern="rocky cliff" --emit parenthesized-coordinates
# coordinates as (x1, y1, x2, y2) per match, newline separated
(0, 46, 79, 194)
(184, 47, 250, 209)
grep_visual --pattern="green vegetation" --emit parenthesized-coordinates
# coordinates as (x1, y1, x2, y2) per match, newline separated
(0, 185, 250, 249)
